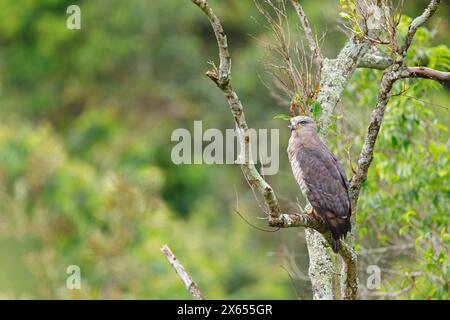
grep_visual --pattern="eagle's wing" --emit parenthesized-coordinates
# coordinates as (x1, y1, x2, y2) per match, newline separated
(296, 146, 351, 251)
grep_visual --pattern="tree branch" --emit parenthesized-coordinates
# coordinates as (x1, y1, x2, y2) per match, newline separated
(350, 0, 442, 203)
(269, 207, 327, 232)
(357, 51, 393, 70)
(161, 245, 205, 300)
(399, 0, 441, 56)
(401, 66, 450, 82)
(192, 0, 283, 222)
(350, 70, 399, 202)
(337, 238, 358, 300)
(191, 0, 230, 88)
(290, 0, 323, 67)
(368, 283, 414, 298)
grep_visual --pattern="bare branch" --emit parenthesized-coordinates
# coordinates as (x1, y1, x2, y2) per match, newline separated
(161, 245, 204, 300)
(350, 70, 399, 203)
(192, 0, 283, 221)
(191, 0, 230, 88)
(290, 0, 323, 67)
(399, 0, 441, 55)
(401, 66, 450, 82)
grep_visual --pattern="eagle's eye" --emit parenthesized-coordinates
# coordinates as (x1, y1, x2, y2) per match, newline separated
(298, 120, 307, 126)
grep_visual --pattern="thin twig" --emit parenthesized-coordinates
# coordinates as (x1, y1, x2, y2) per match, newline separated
(290, 0, 323, 67)
(160, 245, 205, 300)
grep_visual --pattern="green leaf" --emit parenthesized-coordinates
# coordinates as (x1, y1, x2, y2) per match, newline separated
(339, 12, 350, 20)
(272, 114, 292, 121)
(310, 100, 322, 122)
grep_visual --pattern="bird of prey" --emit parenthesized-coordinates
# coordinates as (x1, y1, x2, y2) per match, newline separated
(287, 116, 351, 253)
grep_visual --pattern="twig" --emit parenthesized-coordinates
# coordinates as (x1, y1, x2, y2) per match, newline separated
(392, 94, 449, 111)
(280, 265, 302, 298)
(160, 245, 204, 300)
(358, 243, 414, 255)
(234, 209, 280, 232)
(290, 0, 323, 67)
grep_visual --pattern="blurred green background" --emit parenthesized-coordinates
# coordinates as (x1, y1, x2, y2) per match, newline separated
(0, 0, 448, 299)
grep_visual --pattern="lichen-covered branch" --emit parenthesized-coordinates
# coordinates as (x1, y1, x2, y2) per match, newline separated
(291, 0, 323, 66)
(317, 40, 371, 138)
(269, 208, 327, 232)
(401, 66, 450, 82)
(161, 244, 205, 300)
(357, 50, 393, 70)
(191, 0, 230, 88)
(191, 0, 353, 300)
(191, 0, 283, 222)
(338, 240, 358, 300)
(399, 0, 441, 56)
(350, 69, 399, 202)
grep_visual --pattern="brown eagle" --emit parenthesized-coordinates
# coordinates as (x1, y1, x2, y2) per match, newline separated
(287, 116, 351, 253)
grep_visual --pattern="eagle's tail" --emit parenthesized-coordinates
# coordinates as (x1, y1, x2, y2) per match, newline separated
(327, 216, 351, 254)
(312, 208, 351, 253)
(331, 238, 340, 253)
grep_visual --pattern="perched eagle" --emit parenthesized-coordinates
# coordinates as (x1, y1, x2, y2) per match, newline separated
(287, 116, 351, 253)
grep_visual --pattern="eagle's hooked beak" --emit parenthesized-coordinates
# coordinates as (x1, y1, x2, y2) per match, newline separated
(288, 124, 295, 131)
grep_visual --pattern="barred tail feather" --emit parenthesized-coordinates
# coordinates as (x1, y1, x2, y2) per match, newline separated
(326, 215, 351, 254)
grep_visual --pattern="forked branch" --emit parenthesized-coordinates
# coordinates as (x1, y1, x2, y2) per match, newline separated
(350, 0, 443, 202)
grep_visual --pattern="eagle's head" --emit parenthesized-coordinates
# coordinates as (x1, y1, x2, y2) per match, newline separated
(289, 116, 316, 136)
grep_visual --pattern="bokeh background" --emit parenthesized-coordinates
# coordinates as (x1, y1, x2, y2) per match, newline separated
(0, 0, 448, 299)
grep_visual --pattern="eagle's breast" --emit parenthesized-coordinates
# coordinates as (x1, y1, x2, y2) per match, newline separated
(290, 153, 309, 195)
